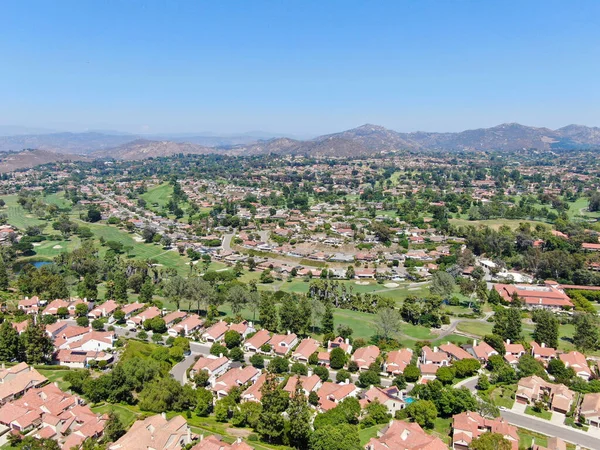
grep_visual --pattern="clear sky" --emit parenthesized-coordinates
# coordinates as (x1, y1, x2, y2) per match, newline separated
(1, 0, 599, 136)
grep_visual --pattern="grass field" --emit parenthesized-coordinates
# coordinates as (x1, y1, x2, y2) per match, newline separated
(359, 424, 386, 445)
(1, 195, 47, 229)
(449, 218, 547, 230)
(38, 369, 71, 391)
(141, 183, 173, 209)
(91, 403, 140, 427)
(525, 406, 552, 420)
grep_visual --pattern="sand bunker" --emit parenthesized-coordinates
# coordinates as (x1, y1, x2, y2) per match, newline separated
(384, 282, 399, 288)
(355, 281, 370, 285)
(52, 245, 62, 249)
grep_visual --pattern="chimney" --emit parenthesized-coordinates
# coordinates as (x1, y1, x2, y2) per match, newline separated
(236, 437, 242, 444)
(473, 339, 477, 347)
(506, 339, 511, 345)
(345, 338, 350, 345)
(433, 346, 438, 352)
(249, 321, 253, 329)
(345, 378, 350, 385)
(161, 412, 166, 420)
(219, 353, 223, 358)
(287, 330, 291, 335)
(541, 343, 546, 348)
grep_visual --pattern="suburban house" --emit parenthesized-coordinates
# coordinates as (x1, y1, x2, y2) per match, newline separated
(168, 314, 204, 337)
(316, 381, 360, 411)
(241, 374, 267, 403)
(109, 414, 193, 450)
(360, 386, 405, 416)
(559, 351, 592, 380)
(283, 374, 322, 396)
(121, 302, 145, 319)
(202, 321, 229, 343)
(580, 392, 600, 427)
(469, 340, 498, 362)
(352, 345, 381, 371)
(269, 332, 298, 356)
(243, 329, 271, 353)
(0, 363, 48, 405)
(126, 306, 161, 329)
(88, 300, 119, 319)
(190, 356, 230, 383)
(365, 420, 448, 450)
(532, 437, 567, 450)
(162, 310, 187, 327)
(452, 411, 519, 450)
(530, 342, 557, 363)
(229, 320, 255, 338)
(212, 366, 260, 398)
(516, 375, 574, 413)
(327, 336, 353, 354)
(439, 342, 473, 362)
(191, 435, 253, 450)
(504, 340, 526, 365)
(291, 338, 320, 363)
(383, 348, 413, 375)
(421, 346, 450, 367)
(18, 296, 40, 315)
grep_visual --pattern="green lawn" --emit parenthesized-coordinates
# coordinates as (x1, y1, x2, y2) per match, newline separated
(91, 403, 140, 427)
(38, 369, 71, 391)
(0, 195, 47, 229)
(141, 183, 173, 209)
(430, 417, 452, 444)
(525, 406, 552, 420)
(449, 218, 547, 230)
(359, 424, 386, 445)
(489, 384, 516, 409)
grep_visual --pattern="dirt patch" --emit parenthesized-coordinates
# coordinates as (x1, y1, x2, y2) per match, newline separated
(226, 428, 251, 437)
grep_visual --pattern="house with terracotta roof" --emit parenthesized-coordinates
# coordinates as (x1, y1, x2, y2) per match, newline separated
(241, 373, 267, 403)
(18, 296, 40, 315)
(383, 349, 413, 375)
(360, 386, 405, 416)
(88, 300, 119, 319)
(42, 298, 88, 317)
(229, 320, 255, 338)
(352, 345, 381, 371)
(120, 302, 145, 319)
(269, 332, 298, 355)
(493, 284, 573, 310)
(202, 321, 229, 343)
(316, 381, 360, 412)
(504, 340, 526, 366)
(12, 320, 28, 335)
(54, 349, 112, 368)
(559, 351, 591, 380)
(190, 356, 231, 383)
(0, 363, 48, 400)
(530, 342, 557, 363)
(212, 366, 260, 398)
(468, 340, 498, 362)
(439, 342, 472, 362)
(292, 338, 320, 363)
(452, 411, 519, 450)
(109, 413, 192, 450)
(168, 314, 204, 337)
(243, 329, 271, 353)
(420, 346, 450, 367)
(162, 310, 187, 327)
(365, 419, 448, 450)
(580, 392, 600, 427)
(283, 374, 322, 396)
(327, 336, 353, 354)
(516, 375, 574, 413)
(191, 435, 254, 450)
(126, 306, 161, 328)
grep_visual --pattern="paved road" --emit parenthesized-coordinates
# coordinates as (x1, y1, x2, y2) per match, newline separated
(171, 352, 200, 384)
(500, 410, 600, 449)
(454, 375, 478, 392)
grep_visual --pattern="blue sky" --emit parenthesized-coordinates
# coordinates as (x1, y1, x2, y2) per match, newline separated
(1, 0, 598, 135)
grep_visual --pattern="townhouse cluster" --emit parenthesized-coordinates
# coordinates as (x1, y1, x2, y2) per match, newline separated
(0, 363, 107, 449)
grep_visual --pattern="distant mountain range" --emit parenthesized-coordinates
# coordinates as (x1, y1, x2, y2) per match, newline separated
(1, 123, 599, 169)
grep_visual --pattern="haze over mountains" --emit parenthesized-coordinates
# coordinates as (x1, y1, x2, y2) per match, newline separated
(0, 123, 600, 168)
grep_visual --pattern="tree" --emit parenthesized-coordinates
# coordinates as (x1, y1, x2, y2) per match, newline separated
(0, 320, 20, 361)
(268, 356, 289, 374)
(336, 369, 352, 383)
(104, 410, 126, 442)
(259, 294, 278, 331)
(314, 365, 330, 382)
(329, 347, 348, 370)
(163, 275, 187, 311)
(517, 354, 546, 378)
(436, 366, 455, 385)
(364, 399, 391, 425)
(547, 359, 576, 384)
(476, 374, 490, 390)
(470, 432, 512, 450)
(309, 424, 361, 450)
(87, 206, 102, 223)
(375, 307, 402, 340)
(77, 316, 90, 327)
(392, 374, 407, 390)
(404, 400, 438, 428)
(532, 309, 559, 349)
(430, 271, 455, 298)
(224, 330, 242, 349)
(229, 346, 244, 362)
(0, 257, 9, 290)
(250, 354, 265, 368)
(227, 285, 249, 316)
(92, 319, 104, 331)
(358, 370, 380, 388)
(492, 307, 522, 342)
(279, 294, 301, 334)
(256, 374, 289, 443)
(573, 313, 600, 352)
(139, 278, 155, 303)
(483, 334, 506, 355)
(20, 321, 53, 364)
(287, 378, 312, 449)
(321, 303, 334, 334)
(404, 364, 421, 382)
(453, 359, 481, 378)
(196, 388, 214, 416)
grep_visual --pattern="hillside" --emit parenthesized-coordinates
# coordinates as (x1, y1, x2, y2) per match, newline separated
(0, 149, 89, 172)
(92, 139, 218, 160)
(0, 132, 136, 154)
